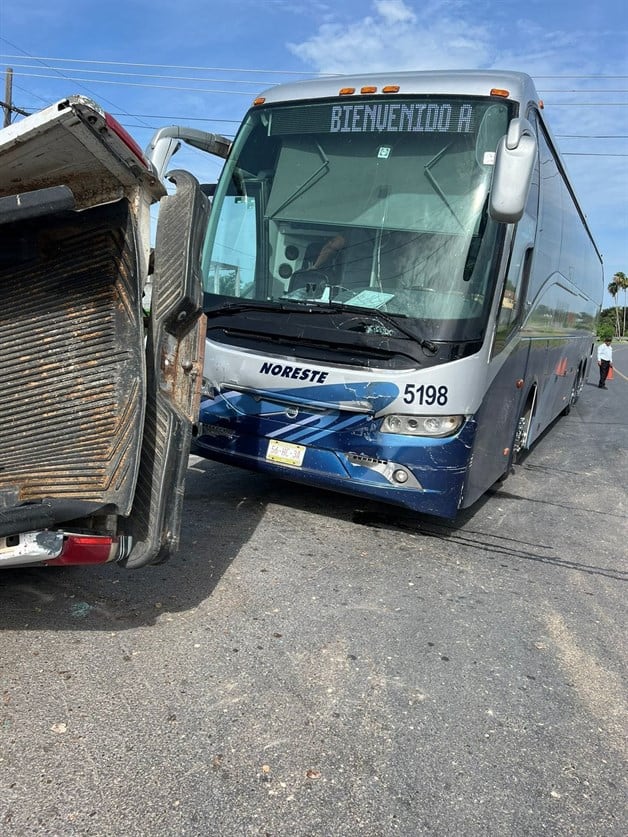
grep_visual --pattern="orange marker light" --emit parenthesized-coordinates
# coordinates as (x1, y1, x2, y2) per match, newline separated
(253, 97, 266, 106)
(490, 88, 510, 98)
(382, 85, 400, 93)
(360, 86, 377, 94)
(339, 87, 356, 96)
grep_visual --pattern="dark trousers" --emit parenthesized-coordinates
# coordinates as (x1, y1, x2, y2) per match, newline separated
(598, 360, 611, 387)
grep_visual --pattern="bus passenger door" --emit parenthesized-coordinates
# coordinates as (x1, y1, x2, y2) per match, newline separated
(462, 339, 531, 507)
(463, 243, 537, 507)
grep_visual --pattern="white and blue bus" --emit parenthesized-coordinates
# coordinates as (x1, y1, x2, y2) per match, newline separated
(182, 70, 603, 518)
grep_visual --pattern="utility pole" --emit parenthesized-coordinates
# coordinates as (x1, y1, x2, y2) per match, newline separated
(3, 67, 13, 127)
(1, 68, 29, 126)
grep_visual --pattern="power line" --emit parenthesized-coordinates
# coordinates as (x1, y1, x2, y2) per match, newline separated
(111, 112, 242, 124)
(0, 38, 153, 129)
(1, 54, 627, 81)
(557, 134, 628, 139)
(3, 46, 627, 107)
(562, 152, 628, 157)
(4, 63, 281, 87)
(4, 45, 626, 159)
(7, 72, 259, 95)
(0, 98, 29, 117)
(9, 70, 628, 104)
(540, 89, 628, 93)
(10, 80, 52, 107)
(6, 63, 628, 95)
(542, 102, 628, 106)
(535, 75, 628, 79)
(0, 52, 317, 76)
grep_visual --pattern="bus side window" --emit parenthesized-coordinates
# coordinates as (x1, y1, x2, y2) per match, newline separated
(493, 112, 540, 354)
(493, 231, 535, 355)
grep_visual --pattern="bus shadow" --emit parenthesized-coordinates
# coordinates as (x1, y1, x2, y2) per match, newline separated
(348, 496, 625, 581)
(243, 436, 626, 582)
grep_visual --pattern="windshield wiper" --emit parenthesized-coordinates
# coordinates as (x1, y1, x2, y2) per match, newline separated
(424, 145, 465, 232)
(205, 301, 305, 317)
(205, 299, 437, 354)
(268, 140, 330, 219)
(296, 300, 438, 353)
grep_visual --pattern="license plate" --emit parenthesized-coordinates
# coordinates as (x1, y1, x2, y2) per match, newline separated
(266, 439, 306, 467)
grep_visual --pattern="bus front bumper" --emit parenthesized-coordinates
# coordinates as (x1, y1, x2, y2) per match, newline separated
(192, 422, 475, 519)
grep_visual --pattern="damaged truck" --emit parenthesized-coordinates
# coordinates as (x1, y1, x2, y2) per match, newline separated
(0, 95, 217, 569)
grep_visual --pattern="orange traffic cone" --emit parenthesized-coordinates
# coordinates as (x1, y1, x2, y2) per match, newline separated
(607, 366, 614, 381)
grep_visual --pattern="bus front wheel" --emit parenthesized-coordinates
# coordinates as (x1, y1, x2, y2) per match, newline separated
(497, 394, 534, 482)
(512, 397, 534, 465)
(562, 366, 583, 416)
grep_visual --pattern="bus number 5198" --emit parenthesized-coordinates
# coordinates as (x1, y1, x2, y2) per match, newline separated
(403, 384, 449, 406)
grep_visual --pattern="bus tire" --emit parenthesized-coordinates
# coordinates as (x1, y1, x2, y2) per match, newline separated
(563, 365, 582, 416)
(512, 396, 534, 466)
(497, 393, 534, 482)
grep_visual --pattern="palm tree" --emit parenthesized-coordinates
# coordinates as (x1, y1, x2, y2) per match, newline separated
(613, 271, 628, 338)
(608, 279, 620, 336)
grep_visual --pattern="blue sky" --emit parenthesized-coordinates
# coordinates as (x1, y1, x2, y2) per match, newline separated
(1, 0, 626, 307)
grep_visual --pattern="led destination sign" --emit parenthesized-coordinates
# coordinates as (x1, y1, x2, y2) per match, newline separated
(269, 99, 481, 137)
(330, 102, 474, 134)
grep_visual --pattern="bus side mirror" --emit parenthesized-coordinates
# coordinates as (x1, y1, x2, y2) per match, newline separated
(489, 118, 537, 224)
(146, 127, 231, 183)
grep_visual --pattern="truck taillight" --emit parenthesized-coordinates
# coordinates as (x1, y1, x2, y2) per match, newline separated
(104, 112, 149, 168)
(46, 535, 116, 566)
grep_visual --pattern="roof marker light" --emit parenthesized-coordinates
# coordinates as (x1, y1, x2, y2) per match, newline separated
(382, 85, 400, 93)
(490, 88, 510, 98)
(360, 86, 377, 94)
(339, 87, 356, 95)
(253, 96, 266, 106)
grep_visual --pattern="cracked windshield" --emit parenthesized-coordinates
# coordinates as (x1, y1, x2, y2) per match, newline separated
(202, 97, 510, 335)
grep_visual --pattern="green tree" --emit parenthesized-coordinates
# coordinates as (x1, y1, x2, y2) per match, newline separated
(613, 271, 627, 337)
(597, 307, 616, 340)
(608, 278, 621, 336)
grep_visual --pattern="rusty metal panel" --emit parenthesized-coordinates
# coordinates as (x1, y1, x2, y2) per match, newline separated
(0, 199, 145, 515)
(122, 171, 209, 567)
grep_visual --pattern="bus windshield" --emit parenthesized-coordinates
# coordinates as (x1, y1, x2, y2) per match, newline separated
(202, 96, 512, 343)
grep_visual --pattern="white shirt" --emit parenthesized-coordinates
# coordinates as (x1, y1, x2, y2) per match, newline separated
(597, 343, 613, 362)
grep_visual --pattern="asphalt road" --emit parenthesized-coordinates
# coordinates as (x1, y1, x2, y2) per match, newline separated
(1, 347, 626, 837)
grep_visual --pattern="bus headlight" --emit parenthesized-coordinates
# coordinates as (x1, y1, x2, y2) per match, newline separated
(380, 414, 464, 437)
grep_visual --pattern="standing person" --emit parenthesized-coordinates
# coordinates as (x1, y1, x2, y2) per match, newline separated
(597, 337, 613, 388)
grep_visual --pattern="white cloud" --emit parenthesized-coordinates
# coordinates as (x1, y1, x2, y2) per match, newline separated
(374, 0, 417, 24)
(287, 0, 492, 74)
